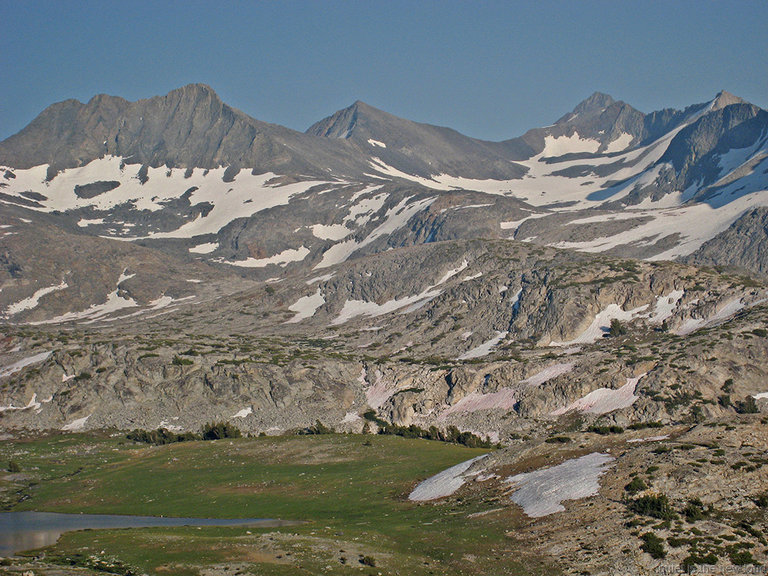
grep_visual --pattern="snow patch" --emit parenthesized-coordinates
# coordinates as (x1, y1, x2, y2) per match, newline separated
(189, 242, 218, 254)
(675, 298, 745, 335)
(542, 132, 601, 156)
(500, 213, 548, 231)
(505, 453, 615, 517)
(364, 371, 393, 410)
(315, 195, 435, 269)
(5, 282, 68, 315)
(521, 363, 575, 387)
(551, 374, 644, 416)
(232, 407, 253, 419)
(627, 435, 669, 443)
(442, 388, 517, 416)
(437, 260, 468, 285)
(0, 351, 52, 379)
(408, 455, 488, 501)
(218, 246, 310, 268)
(62, 415, 91, 432)
(458, 331, 508, 361)
(604, 132, 634, 153)
(0, 393, 42, 413)
(649, 290, 684, 324)
(367, 139, 386, 148)
(30, 288, 139, 325)
(550, 304, 648, 346)
(310, 224, 351, 241)
(286, 289, 325, 323)
(306, 273, 335, 285)
(332, 285, 442, 325)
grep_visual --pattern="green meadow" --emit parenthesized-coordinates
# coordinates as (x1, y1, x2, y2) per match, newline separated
(0, 433, 551, 576)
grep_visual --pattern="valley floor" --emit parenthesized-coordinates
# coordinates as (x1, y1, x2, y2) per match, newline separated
(0, 426, 766, 576)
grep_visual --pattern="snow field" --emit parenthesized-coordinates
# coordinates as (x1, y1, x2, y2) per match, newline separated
(505, 452, 615, 517)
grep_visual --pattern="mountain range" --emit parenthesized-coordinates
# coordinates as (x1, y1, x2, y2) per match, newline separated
(2, 81, 768, 576)
(0, 84, 767, 436)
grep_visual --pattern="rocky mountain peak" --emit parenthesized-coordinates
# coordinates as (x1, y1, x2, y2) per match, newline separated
(711, 90, 747, 111)
(306, 100, 386, 139)
(572, 91, 617, 116)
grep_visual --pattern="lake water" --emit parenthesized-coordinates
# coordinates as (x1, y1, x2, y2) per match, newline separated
(0, 511, 284, 556)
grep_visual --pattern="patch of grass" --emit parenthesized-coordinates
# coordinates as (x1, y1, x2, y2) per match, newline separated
(0, 434, 514, 576)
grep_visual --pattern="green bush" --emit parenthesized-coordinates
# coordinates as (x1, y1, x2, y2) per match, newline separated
(172, 356, 194, 366)
(609, 318, 628, 337)
(298, 420, 335, 435)
(624, 477, 648, 494)
(682, 498, 707, 522)
(368, 417, 498, 448)
(628, 421, 663, 430)
(682, 552, 718, 569)
(127, 428, 199, 445)
(201, 421, 242, 440)
(628, 494, 677, 520)
(587, 425, 624, 435)
(734, 396, 759, 414)
(545, 435, 571, 444)
(729, 549, 756, 566)
(640, 532, 666, 558)
(7, 460, 21, 473)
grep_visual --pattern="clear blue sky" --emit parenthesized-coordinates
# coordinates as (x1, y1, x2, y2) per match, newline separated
(1, 0, 766, 142)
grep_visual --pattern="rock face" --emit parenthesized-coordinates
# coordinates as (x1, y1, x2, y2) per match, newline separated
(686, 206, 768, 278)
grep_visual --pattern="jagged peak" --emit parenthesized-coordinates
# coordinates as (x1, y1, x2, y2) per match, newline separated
(711, 90, 747, 111)
(572, 91, 617, 115)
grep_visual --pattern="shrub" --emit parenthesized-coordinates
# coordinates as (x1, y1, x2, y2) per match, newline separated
(545, 436, 571, 444)
(587, 425, 624, 435)
(628, 421, 663, 430)
(624, 477, 648, 494)
(682, 552, 718, 569)
(682, 498, 707, 522)
(373, 420, 498, 448)
(298, 420, 335, 435)
(753, 493, 768, 508)
(734, 396, 759, 414)
(359, 556, 376, 567)
(127, 428, 199, 445)
(172, 356, 194, 366)
(609, 318, 628, 337)
(640, 532, 666, 558)
(201, 421, 242, 440)
(7, 460, 21, 473)
(729, 549, 756, 566)
(628, 494, 677, 520)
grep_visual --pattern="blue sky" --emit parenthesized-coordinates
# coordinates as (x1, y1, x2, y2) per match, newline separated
(1, 0, 766, 141)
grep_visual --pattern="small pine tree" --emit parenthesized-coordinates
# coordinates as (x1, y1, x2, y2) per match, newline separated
(609, 318, 628, 337)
